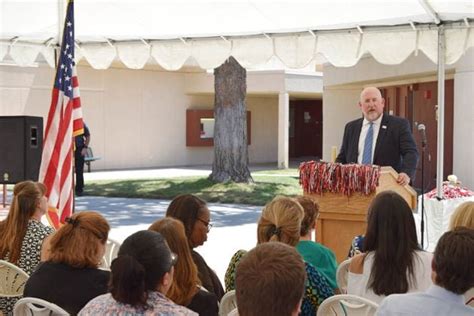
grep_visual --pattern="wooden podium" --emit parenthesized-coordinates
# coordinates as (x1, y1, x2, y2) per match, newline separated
(307, 166, 417, 263)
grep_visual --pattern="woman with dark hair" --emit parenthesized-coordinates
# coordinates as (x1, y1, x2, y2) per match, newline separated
(0, 181, 54, 315)
(79, 230, 196, 315)
(347, 191, 433, 303)
(24, 211, 110, 315)
(166, 194, 224, 300)
(149, 217, 218, 315)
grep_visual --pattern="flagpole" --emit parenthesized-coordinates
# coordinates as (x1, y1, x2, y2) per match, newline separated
(72, 145, 75, 214)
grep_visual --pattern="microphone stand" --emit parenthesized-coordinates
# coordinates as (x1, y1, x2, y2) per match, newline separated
(420, 139, 426, 249)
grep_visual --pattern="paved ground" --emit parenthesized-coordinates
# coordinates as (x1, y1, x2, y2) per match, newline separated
(0, 163, 430, 284)
(74, 195, 261, 285)
(1, 165, 276, 285)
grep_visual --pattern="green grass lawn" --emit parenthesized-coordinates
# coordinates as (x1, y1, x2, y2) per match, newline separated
(84, 169, 302, 206)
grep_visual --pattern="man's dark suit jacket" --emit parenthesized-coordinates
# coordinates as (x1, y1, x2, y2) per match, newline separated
(336, 114, 419, 180)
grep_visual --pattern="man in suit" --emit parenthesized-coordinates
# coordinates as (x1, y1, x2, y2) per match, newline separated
(336, 87, 418, 185)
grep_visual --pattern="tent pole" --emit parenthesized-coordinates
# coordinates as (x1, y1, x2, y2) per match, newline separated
(436, 25, 445, 199)
(58, 0, 66, 45)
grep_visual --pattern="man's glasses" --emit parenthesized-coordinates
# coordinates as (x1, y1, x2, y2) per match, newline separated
(197, 218, 213, 232)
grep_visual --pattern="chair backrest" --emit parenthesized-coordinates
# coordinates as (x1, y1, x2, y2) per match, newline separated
(316, 294, 378, 316)
(85, 147, 93, 158)
(99, 238, 121, 270)
(0, 260, 29, 297)
(219, 290, 237, 316)
(14, 297, 70, 316)
(465, 288, 474, 307)
(336, 259, 351, 293)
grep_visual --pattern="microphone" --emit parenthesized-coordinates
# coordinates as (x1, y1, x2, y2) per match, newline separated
(418, 124, 427, 147)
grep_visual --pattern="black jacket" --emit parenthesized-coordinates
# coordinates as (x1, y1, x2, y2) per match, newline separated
(336, 114, 419, 180)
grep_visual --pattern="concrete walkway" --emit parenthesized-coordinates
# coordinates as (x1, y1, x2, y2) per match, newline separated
(75, 195, 261, 285)
(1, 165, 277, 285)
(80, 165, 278, 284)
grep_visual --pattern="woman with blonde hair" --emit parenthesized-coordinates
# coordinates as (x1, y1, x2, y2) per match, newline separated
(149, 217, 218, 315)
(449, 201, 474, 230)
(24, 211, 111, 315)
(448, 201, 474, 306)
(0, 181, 54, 315)
(225, 196, 333, 315)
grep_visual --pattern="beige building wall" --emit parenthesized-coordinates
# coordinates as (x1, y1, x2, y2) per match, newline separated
(323, 49, 474, 189)
(0, 64, 282, 170)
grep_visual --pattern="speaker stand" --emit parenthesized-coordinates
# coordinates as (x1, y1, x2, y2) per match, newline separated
(2, 184, 7, 208)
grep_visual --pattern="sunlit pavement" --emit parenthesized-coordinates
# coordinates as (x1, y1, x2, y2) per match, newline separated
(75, 195, 260, 284)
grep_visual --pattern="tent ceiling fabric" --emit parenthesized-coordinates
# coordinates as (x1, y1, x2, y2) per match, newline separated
(0, 0, 473, 69)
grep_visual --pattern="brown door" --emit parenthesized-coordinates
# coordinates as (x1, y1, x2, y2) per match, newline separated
(411, 80, 454, 190)
(383, 81, 453, 191)
(289, 100, 323, 158)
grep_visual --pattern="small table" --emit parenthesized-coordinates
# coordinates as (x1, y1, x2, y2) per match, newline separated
(417, 195, 474, 252)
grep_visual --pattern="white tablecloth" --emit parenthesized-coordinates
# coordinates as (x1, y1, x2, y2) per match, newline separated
(414, 196, 474, 252)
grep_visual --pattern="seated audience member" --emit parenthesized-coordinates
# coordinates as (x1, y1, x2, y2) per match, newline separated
(449, 201, 474, 230)
(235, 242, 306, 316)
(149, 217, 218, 315)
(166, 194, 224, 300)
(347, 191, 433, 303)
(0, 181, 54, 315)
(225, 196, 333, 315)
(79, 230, 196, 315)
(377, 228, 474, 315)
(348, 234, 365, 258)
(295, 196, 338, 291)
(24, 211, 110, 315)
(448, 201, 474, 306)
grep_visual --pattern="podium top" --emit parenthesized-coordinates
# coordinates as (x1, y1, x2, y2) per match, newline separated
(299, 161, 381, 196)
(299, 162, 417, 210)
(378, 166, 417, 210)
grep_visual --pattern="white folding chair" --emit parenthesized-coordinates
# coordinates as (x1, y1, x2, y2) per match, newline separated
(0, 260, 29, 297)
(317, 294, 378, 316)
(336, 259, 351, 294)
(14, 297, 69, 316)
(219, 290, 237, 316)
(99, 238, 121, 270)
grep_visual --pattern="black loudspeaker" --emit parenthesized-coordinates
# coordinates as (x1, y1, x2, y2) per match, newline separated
(0, 116, 43, 184)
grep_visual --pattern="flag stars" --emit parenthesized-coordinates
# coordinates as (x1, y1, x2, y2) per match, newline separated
(68, 86, 72, 91)
(67, 21, 72, 27)
(61, 64, 65, 69)
(65, 76, 70, 81)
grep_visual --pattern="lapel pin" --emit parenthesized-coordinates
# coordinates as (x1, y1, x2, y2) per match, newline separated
(382, 125, 387, 129)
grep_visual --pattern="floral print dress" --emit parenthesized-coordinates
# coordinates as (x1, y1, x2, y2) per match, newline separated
(0, 220, 54, 315)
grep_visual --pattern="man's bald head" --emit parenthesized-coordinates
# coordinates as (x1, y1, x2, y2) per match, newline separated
(359, 87, 385, 121)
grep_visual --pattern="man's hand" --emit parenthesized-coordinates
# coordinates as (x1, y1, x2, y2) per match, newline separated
(397, 172, 410, 186)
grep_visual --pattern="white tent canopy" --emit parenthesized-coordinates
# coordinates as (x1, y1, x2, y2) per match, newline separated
(1, 0, 473, 199)
(1, 0, 473, 69)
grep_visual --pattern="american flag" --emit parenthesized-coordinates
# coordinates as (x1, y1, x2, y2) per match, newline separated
(39, 0, 84, 228)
